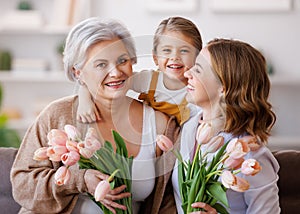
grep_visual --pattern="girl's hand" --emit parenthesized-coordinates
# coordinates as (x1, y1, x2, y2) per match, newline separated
(77, 102, 101, 123)
(77, 85, 101, 123)
(190, 202, 217, 214)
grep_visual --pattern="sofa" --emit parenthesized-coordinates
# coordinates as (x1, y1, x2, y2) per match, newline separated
(1, 147, 299, 213)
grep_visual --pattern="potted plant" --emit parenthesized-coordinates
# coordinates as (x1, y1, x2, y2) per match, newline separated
(0, 84, 21, 147)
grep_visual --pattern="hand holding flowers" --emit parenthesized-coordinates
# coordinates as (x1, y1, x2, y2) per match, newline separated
(156, 122, 262, 214)
(33, 125, 133, 214)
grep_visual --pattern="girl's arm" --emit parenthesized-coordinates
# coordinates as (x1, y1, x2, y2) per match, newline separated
(77, 85, 101, 123)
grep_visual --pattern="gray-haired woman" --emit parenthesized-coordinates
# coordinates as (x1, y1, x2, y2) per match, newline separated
(11, 17, 178, 214)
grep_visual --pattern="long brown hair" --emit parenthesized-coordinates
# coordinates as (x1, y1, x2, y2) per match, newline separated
(207, 38, 276, 143)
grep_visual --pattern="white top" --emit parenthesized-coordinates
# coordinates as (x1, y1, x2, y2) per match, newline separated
(73, 104, 156, 214)
(130, 70, 187, 104)
(172, 109, 281, 214)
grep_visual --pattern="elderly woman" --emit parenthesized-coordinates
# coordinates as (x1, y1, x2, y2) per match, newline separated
(11, 17, 177, 214)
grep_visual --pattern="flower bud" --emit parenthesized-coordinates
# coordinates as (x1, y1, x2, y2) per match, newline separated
(94, 180, 111, 201)
(61, 151, 80, 166)
(226, 138, 250, 159)
(47, 145, 68, 162)
(221, 170, 250, 192)
(33, 147, 49, 161)
(156, 134, 173, 152)
(77, 141, 95, 158)
(196, 123, 213, 145)
(47, 129, 68, 146)
(202, 135, 224, 153)
(64, 124, 81, 141)
(54, 166, 71, 186)
(241, 159, 262, 176)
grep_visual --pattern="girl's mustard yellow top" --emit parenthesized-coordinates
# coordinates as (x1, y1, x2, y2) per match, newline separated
(138, 71, 190, 125)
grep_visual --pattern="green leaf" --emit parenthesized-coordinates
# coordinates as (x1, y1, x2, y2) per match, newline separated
(104, 140, 114, 152)
(112, 130, 128, 157)
(187, 169, 202, 212)
(213, 203, 229, 214)
(178, 162, 187, 202)
(207, 182, 228, 207)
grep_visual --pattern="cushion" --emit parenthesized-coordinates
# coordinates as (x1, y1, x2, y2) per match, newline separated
(0, 147, 21, 213)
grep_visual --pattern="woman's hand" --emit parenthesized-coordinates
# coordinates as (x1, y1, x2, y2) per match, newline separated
(189, 202, 217, 214)
(84, 169, 131, 214)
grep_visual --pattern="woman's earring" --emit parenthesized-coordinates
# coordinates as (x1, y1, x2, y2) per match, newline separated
(73, 66, 85, 85)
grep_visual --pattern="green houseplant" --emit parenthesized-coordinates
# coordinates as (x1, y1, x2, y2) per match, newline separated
(0, 84, 21, 147)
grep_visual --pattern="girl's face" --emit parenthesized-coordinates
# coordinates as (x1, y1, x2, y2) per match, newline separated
(153, 30, 198, 85)
(184, 47, 223, 109)
(77, 38, 133, 102)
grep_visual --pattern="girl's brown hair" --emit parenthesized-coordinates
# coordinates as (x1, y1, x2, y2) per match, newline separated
(207, 38, 276, 143)
(153, 16, 202, 55)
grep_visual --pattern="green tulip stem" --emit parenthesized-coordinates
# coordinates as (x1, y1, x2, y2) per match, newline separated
(107, 169, 120, 182)
(190, 143, 201, 180)
(172, 149, 188, 169)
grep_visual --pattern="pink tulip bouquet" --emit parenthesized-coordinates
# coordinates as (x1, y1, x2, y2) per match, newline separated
(156, 122, 262, 214)
(33, 125, 133, 214)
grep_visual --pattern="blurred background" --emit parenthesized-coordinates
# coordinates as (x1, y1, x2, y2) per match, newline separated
(0, 0, 299, 150)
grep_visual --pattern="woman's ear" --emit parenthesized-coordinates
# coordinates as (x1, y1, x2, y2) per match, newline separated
(73, 66, 85, 85)
(73, 66, 81, 79)
(219, 86, 225, 97)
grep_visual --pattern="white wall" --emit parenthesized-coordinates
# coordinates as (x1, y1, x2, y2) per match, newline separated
(90, 0, 300, 76)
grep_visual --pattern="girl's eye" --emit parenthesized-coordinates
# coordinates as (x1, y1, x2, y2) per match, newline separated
(117, 58, 129, 65)
(180, 49, 190, 54)
(162, 48, 171, 53)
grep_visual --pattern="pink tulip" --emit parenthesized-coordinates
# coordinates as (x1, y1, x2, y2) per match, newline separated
(224, 156, 244, 170)
(221, 170, 235, 189)
(156, 134, 173, 152)
(85, 127, 98, 139)
(94, 180, 111, 201)
(230, 176, 250, 192)
(55, 166, 71, 186)
(221, 170, 250, 192)
(47, 129, 68, 146)
(202, 135, 224, 153)
(84, 137, 101, 152)
(47, 145, 68, 162)
(33, 147, 49, 161)
(241, 159, 262, 176)
(77, 141, 95, 158)
(64, 124, 81, 141)
(240, 135, 261, 151)
(226, 138, 250, 159)
(196, 122, 213, 145)
(66, 140, 79, 152)
(61, 151, 80, 166)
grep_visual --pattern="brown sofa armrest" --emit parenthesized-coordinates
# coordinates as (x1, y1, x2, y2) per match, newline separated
(273, 150, 300, 214)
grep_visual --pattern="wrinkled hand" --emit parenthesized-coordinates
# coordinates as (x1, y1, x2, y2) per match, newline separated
(189, 202, 217, 214)
(84, 169, 130, 214)
(99, 184, 131, 214)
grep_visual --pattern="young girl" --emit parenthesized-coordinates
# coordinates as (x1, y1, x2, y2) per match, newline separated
(171, 38, 280, 213)
(77, 16, 202, 125)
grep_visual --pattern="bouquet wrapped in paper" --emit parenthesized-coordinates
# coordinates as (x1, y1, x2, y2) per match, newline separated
(33, 125, 133, 214)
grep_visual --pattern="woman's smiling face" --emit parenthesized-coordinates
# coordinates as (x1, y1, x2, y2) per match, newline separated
(184, 47, 223, 108)
(79, 38, 133, 102)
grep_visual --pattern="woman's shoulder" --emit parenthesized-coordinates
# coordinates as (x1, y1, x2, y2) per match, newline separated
(37, 95, 78, 121)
